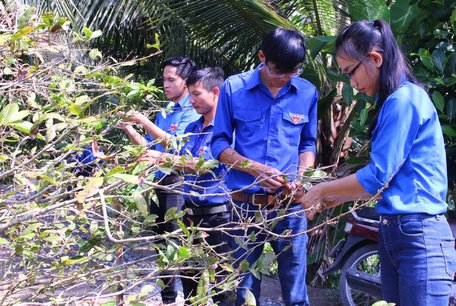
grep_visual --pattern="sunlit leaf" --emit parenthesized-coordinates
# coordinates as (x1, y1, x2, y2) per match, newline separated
(76, 177, 104, 203)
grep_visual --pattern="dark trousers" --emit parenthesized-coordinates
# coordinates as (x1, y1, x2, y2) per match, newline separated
(149, 176, 184, 304)
(181, 204, 232, 304)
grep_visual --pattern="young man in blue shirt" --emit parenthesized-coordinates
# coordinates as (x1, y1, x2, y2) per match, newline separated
(211, 28, 318, 306)
(119, 56, 200, 304)
(129, 67, 233, 305)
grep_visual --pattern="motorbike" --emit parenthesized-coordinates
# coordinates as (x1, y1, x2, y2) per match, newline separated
(324, 206, 456, 306)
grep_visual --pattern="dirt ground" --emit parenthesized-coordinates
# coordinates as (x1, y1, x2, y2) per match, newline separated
(260, 275, 340, 306)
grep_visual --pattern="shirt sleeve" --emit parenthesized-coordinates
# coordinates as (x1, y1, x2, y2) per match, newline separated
(210, 81, 234, 159)
(356, 92, 421, 195)
(298, 86, 318, 154)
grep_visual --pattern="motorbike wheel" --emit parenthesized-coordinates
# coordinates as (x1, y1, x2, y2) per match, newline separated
(339, 243, 381, 306)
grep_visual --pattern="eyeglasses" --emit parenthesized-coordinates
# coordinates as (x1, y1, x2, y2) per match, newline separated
(342, 54, 370, 79)
(266, 62, 304, 78)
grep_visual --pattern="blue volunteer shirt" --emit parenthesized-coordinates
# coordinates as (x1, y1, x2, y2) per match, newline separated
(145, 93, 200, 178)
(180, 117, 229, 205)
(356, 81, 448, 215)
(68, 146, 103, 177)
(145, 93, 201, 152)
(210, 63, 318, 193)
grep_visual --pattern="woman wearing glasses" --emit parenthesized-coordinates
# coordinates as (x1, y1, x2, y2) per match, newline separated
(302, 19, 456, 305)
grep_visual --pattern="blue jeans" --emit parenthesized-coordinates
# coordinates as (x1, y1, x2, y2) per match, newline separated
(379, 213, 456, 305)
(231, 202, 309, 306)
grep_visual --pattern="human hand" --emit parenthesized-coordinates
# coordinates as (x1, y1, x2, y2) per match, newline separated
(283, 179, 305, 202)
(250, 163, 286, 193)
(117, 110, 145, 123)
(137, 150, 163, 165)
(301, 183, 327, 220)
(115, 120, 131, 130)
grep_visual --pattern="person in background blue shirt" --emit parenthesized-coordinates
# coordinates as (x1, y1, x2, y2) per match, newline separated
(134, 67, 233, 304)
(302, 19, 456, 305)
(119, 56, 199, 305)
(68, 146, 102, 177)
(211, 28, 318, 306)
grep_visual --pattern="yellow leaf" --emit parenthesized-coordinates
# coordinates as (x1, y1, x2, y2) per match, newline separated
(76, 177, 104, 203)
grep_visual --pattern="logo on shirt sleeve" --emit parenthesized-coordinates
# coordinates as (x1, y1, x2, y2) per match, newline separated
(288, 112, 306, 124)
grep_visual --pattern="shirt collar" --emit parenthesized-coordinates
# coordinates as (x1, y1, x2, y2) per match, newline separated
(194, 116, 214, 130)
(171, 93, 191, 109)
(245, 63, 300, 92)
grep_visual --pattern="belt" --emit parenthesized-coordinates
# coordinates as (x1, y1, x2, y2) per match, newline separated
(185, 202, 231, 216)
(231, 191, 300, 208)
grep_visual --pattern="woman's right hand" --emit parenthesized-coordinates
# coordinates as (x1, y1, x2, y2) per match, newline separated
(301, 183, 327, 220)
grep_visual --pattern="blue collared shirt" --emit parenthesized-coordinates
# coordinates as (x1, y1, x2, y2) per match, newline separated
(145, 94, 200, 178)
(145, 93, 201, 152)
(180, 117, 229, 205)
(356, 81, 448, 215)
(211, 63, 318, 193)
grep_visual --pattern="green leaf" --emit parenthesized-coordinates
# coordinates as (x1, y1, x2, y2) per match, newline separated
(418, 48, 435, 71)
(113, 173, 139, 185)
(74, 65, 89, 75)
(348, 0, 389, 22)
(83, 26, 92, 40)
(38, 175, 59, 187)
(446, 98, 456, 121)
(156, 279, 165, 288)
(432, 91, 445, 113)
(105, 166, 125, 177)
(442, 125, 456, 137)
(0, 237, 9, 244)
(244, 289, 257, 306)
(146, 33, 161, 50)
(9, 121, 33, 134)
(21, 222, 42, 236)
(164, 207, 178, 222)
(178, 246, 190, 259)
(90, 30, 103, 40)
(75, 95, 90, 105)
(177, 219, 191, 237)
(45, 126, 57, 142)
(360, 108, 369, 126)
(62, 256, 90, 266)
(390, 0, 421, 31)
(133, 192, 149, 217)
(432, 50, 445, 73)
(239, 259, 250, 272)
(11, 26, 34, 41)
(0, 103, 19, 125)
(76, 177, 104, 203)
(89, 48, 102, 60)
(18, 7, 36, 29)
(44, 235, 61, 243)
(342, 83, 353, 105)
(306, 35, 335, 59)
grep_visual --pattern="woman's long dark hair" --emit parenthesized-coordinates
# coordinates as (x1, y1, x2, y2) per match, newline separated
(335, 19, 420, 137)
